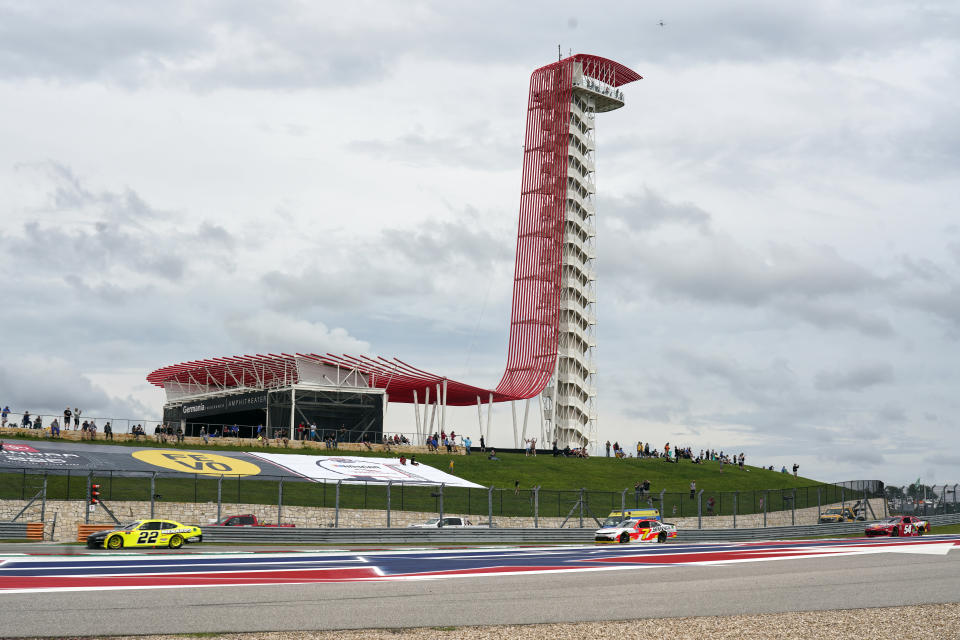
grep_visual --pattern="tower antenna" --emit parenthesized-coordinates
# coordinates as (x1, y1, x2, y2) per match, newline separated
(558, 44, 561, 61)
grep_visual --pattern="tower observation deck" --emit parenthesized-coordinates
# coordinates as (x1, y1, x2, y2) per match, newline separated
(147, 54, 641, 449)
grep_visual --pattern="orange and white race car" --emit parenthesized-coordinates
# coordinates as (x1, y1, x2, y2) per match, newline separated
(594, 518, 678, 544)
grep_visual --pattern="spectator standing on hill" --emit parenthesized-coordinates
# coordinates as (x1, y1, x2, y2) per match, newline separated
(74, 409, 81, 430)
(49, 418, 59, 438)
(605, 441, 611, 457)
(637, 442, 642, 458)
(552, 440, 558, 457)
(464, 436, 472, 453)
(530, 437, 537, 456)
(104, 422, 113, 440)
(89, 421, 97, 440)
(707, 496, 715, 515)
(792, 463, 799, 477)
(21, 411, 31, 427)
(63, 407, 71, 428)
(479, 435, 485, 452)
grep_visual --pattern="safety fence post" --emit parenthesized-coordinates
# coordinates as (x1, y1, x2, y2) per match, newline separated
(697, 490, 703, 529)
(817, 488, 821, 520)
(579, 488, 585, 528)
(659, 488, 666, 513)
(487, 486, 494, 527)
(954, 484, 958, 513)
(85, 473, 92, 524)
(792, 489, 796, 526)
(533, 486, 540, 529)
(40, 472, 47, 524)
(841, 486, 845, 515)
(386, 481, 392, 528)
(763, 491, 768, 528)
(923, 485, 928, 517)
(438, 483, 445, 525)
(944, 484, 949, 515)
(277, 477, 283, 526)
(732, 492, 737, 529)
(335, 480, 341, 528)
(150, 472, 156, 519)
(217, 475, 222, 524)
(620, 488, 627, 517)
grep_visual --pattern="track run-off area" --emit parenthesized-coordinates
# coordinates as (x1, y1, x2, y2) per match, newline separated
(0, 536, 957, 592)
(1, 536, 959, 637)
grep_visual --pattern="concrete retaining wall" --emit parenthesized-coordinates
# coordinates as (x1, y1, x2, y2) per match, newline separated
(1, 497, 887, 543)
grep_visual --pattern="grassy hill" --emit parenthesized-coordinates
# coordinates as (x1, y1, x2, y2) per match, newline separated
(2, 434, 848, 519)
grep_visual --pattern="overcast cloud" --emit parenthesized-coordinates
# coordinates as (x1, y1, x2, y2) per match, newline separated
(1, 1, 958, 485)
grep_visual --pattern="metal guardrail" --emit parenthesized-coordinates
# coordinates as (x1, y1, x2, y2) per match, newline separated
(0, 522, 29, 538)
(202, 527, 594, 544)
(201, 513, 960, 545)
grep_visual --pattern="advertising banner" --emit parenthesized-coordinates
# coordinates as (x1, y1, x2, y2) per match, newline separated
(246, 452, 484, 488)
(180, 390, 268, 418)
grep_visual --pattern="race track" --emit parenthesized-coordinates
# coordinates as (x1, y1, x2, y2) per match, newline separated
(1, 536, 958, 637)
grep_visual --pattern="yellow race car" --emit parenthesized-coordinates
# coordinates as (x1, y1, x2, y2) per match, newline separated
(818, 507, 864, 523)
(86, 519, 202, 550)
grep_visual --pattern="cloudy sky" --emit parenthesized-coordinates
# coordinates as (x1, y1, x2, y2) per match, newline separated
(1, 1, 958, 486)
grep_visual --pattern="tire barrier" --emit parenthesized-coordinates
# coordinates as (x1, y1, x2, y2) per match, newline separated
(201, 512, 960, 545)
(0, 522, 43, 540)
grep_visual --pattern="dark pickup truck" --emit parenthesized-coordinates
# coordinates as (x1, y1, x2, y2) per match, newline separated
(209, 514, 295, 527)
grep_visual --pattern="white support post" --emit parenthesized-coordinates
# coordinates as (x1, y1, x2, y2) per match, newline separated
(289, 387, 296, 440)
(423, 386, 431, 440)
(521, 397, 530, 443)
(435, 383, 442, 433)
(413, 390, 421, 443)
(428, 394, 438, 436)
(538, 392, 547, 444)
(485, 392, 493, 444)
(476, 396, 483, 436)
(511, 401, 518, 448)
(441, 379, 448, 434)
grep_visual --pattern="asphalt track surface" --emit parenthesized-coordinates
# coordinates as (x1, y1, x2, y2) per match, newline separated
(1, 536, 959, 637)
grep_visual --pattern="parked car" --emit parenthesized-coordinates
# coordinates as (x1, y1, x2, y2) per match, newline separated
(86, 519, 202, 549)
(595, 518, 677, 544)
(208, 514, 295, 527)
(407, 516, 485, 528)
(864, 515, 930, 537)
(818, 507, 864, 523)
(599, 509, 661, 527)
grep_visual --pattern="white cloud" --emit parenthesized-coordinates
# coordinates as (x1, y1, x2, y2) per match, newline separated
(224, 310, 370, 355)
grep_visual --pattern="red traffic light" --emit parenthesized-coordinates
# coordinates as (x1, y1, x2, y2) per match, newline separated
(90, 484, 101, 504)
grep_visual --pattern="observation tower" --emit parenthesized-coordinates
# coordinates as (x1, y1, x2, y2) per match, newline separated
(539, 58, 633, 448)
(147, 54, 640, 450)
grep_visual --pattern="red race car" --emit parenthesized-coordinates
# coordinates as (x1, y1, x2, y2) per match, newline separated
(864, 515, 930, 537)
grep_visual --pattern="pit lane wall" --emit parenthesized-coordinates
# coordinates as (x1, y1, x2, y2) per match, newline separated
(0, 497, 886, 543)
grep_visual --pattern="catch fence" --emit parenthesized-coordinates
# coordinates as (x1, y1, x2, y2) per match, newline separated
(1, 467, 897, 528)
